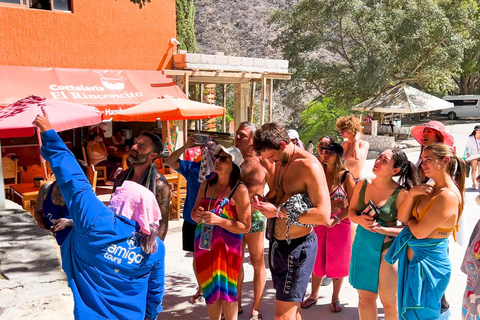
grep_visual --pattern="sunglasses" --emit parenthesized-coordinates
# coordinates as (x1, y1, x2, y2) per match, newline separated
(214, 155, 230, 162)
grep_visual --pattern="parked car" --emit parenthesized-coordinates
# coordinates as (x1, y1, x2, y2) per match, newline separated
(440, 95, 480, 119)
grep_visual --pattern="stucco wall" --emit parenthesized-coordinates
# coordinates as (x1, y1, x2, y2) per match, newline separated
(0, 0, 176, 70)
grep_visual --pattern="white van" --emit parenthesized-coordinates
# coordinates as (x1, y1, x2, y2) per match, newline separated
(440, 95, 480, 119)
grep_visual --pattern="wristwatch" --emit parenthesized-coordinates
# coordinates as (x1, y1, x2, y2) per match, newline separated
(333, 215, 341, 224)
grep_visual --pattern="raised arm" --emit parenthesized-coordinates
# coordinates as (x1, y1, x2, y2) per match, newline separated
(165, 134, 197, 170)
(397, 184, 433, 223)
(34, 109, 110, 233)
(352, 133, 369, 161)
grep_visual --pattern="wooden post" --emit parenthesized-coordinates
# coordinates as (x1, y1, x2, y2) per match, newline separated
(223, 84, 227, 133)
(260, 75, 266, 125)
(268, 78, 273, 122)
(249, 81, 256, 123)
(234, 80, 250, 130)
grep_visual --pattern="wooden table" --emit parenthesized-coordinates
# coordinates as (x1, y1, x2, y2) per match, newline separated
(108, 150, 130, 170)
(9, 182, 41, 213)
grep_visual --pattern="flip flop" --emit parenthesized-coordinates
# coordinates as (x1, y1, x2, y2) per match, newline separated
(188, 291, 203, 304)
(330, 301, 342, 313)
(300, 297, 318, 309)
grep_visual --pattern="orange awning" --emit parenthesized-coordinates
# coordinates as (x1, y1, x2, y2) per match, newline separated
(0, 65, 187, 118)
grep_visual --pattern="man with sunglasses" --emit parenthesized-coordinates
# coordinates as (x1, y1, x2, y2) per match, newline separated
(113, 131, 171, 240)
(251, 122, 331, 320)
(234, 122, 275, 320)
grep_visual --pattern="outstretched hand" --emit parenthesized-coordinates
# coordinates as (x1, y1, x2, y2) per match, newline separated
(32, 107, 53, 133)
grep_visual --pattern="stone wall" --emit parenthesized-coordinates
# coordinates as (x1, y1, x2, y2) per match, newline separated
(364, 135, 395, 150)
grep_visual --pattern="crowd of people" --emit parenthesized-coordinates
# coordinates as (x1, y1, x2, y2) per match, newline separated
(31, 107, 480, 320)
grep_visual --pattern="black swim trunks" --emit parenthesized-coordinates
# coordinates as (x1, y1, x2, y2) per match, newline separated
(268, 232, 317, 302)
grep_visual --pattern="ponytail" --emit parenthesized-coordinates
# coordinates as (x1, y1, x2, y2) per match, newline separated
(452, 156, 466, 206)
(392, 149, 420, 190)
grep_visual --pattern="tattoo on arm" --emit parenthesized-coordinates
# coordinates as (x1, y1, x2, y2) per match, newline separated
(156, 179, 171, 241)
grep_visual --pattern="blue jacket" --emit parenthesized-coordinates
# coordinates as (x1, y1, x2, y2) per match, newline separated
(41, 130, 165, 320)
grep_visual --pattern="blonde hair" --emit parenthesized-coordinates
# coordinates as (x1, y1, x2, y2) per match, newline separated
(424, 143, 466, 207)
(336, 116, 362, 134)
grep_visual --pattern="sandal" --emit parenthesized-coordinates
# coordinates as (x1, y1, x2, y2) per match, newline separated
(330, 301, 342, 313)
(249, 313, 262, 320)
(300, 296, 318, 309)
(188, 291, 203, 304)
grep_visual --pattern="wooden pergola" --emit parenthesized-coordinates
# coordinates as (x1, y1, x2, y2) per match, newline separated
(162, 51, 291, 133)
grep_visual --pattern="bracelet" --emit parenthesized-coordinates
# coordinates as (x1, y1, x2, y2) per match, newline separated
(275, 205, 284, 219)
(333, 215, 341, 224)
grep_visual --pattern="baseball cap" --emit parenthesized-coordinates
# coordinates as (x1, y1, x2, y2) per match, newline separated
(287, 129, 300, 140)
(321, 142, 344, 158)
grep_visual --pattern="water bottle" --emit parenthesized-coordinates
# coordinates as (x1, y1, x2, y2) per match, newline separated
(199, 198, 229, 251)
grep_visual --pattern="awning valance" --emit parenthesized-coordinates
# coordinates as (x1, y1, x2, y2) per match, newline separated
(0, 65, 187, 117)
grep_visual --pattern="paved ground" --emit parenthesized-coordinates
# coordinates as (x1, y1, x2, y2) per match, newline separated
(1, 119, 479, 319)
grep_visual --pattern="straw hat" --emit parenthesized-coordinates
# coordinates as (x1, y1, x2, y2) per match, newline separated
(411, 120, 454, 146)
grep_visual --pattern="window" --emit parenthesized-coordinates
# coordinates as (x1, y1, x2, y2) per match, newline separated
(0, 0, 71, 11)
(447, 100, 478, 106)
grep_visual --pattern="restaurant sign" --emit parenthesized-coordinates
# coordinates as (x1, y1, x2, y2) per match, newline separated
(0, 66, 187, 116)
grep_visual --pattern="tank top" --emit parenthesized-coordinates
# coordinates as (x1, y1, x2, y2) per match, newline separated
(87, 141, 107, 165)
(200, 181, 242, 216)
(356, 179, 402, 223)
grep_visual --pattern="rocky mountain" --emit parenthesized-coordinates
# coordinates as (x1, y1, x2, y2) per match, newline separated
(194, 0, 310, 126)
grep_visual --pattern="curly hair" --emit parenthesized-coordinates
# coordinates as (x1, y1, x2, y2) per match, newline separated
(336, 116, 362, 134)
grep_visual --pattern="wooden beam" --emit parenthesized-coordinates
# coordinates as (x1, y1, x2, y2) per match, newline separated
(249, 81, 256, 123)
(268, 78, 274, 122)
(223, 84, 227, 133)
(260, 75, 266, 125)
(183, 73, 189, 98)
(162, 69, 291, 81)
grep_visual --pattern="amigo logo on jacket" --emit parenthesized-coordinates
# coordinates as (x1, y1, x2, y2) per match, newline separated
(104, 234, 144, 264)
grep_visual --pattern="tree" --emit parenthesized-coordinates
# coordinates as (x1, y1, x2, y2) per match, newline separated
(271, 0, 476, 100)
(176, 0, 197, 52)
(271, 0, 478, 141)
(130, 0, 150, 9)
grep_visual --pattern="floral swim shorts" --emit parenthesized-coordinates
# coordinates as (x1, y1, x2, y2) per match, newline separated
(248, 210, 267, 234)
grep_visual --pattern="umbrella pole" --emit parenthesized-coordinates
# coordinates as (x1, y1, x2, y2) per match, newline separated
(0, 140, 5, 209)
(167, 120, 172, 155)
(36, 128, 48, 179)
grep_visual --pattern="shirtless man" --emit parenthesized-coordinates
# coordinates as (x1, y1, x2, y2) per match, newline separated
(235, 122, 273, 320)
(336, 116, 369, 180)
(251, 123, 331, 320)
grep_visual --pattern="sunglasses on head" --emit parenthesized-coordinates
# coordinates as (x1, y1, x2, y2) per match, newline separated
(214, 155, 230, 162)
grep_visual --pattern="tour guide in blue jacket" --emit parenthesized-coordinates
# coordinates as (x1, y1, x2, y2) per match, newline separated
(36, 111, 165, 319)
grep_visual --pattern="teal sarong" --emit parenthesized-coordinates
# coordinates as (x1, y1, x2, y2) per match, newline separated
(349, 225, 386, 293)
(385, 227, 450, 320)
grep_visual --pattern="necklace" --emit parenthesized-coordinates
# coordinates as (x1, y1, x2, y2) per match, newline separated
(207, 181, 229, 212)
(274, 145, 296, 203)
